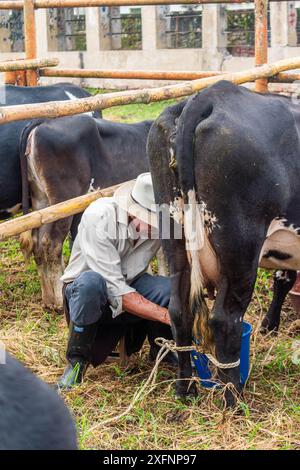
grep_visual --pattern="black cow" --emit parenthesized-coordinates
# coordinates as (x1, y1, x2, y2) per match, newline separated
(0, 352, 77, 449)
(0, 83, 99, 221)
(19, 115, 152, 309)
(148, 81, 300, 406)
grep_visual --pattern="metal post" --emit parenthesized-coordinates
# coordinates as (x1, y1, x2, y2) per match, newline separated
(255, 0, 269, 92)
(23, 0, 38, 86)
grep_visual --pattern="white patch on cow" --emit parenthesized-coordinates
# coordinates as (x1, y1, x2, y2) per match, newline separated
(26, 130, 45, 194)
(184, 189, 205, 252)
(169, 195, 184, 225)
(88, 178, 96, 193)
(184, 189, 206, 307)
(259, 217, 300, 271)
(203, 208, 218, 233)
(65, 91, 93, 117)
(275, 270, 286, 281)
(65, 91, 78, 101)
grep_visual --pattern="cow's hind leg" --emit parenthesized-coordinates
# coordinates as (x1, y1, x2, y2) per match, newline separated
(261, 270, 296, 333)
(210, 259, 259, 407)
(167, 247, 197, 399)
(32, 216, 72, 310)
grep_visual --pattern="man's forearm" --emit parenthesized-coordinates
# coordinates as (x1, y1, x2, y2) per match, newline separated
(122, 292, 170, 325)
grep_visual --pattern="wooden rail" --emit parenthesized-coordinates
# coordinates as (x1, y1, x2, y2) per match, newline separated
(0, 183, 124, 241)
(40, 68, 223, 80)
(0, 0, 290, 10)
(1, 57, 300, 124)
(39, 67, 300, 84)
(0, 58, 58, 72)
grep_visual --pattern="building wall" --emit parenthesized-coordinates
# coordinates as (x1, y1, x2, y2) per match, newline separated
(0, 3, 300, 89)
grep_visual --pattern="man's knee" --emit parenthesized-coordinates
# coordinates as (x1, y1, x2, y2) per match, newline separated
(72, 271, 108, 304)
(66, 271, 108, 325)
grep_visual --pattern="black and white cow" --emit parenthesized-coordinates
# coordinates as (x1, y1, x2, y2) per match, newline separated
(0, 83, 99, 221)
(19, 114, 152, 309)
(148, 81, 300, 406)
(0, 352, 77, 449)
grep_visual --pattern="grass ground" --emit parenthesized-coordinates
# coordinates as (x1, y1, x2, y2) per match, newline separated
(0, 97, 300, 450)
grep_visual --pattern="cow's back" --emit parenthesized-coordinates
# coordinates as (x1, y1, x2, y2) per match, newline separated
(0, 353, 77, 450)
(0, 83, 97, 217)
(175, 81, 300, 224)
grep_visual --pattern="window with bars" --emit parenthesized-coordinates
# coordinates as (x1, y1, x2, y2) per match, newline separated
(0, 10, 24, 52)
(102, 7, 142, 50)
(47, 8, 86, 51)
(157, 5, 202, 49)
(225, 5, 270, 57)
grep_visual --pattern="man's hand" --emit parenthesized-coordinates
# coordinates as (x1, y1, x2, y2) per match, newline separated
(122, 292, 171, 325)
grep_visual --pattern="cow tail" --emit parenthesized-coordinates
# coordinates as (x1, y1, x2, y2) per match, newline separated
(19, 119, 45, 260)
(174, 93, 214, 350)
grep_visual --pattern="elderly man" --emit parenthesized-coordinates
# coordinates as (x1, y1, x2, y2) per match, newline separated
(58, 173, 176, 389)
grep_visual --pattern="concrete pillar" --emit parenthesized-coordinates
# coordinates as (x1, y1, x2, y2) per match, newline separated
(99, 7, 111, 50)
(36, 8, 48, 58)
(202, 5, 227, 70)
(86, 7, 101, 53)
(156, 6, 170, 49)
(270, 2, 297, 51)
(142, 6, 156, 51)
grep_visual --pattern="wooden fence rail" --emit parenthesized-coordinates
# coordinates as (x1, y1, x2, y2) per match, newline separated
(1, 57, 300, 125)
(39, 67, 300, 84)
(0, 183, 124, 241)
(0, 0, 289, 10)
(0, 58, 58, 73)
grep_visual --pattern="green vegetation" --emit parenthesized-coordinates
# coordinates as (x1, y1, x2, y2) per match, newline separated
(85, 87, 178, 123)
(0, 97, 299, 450)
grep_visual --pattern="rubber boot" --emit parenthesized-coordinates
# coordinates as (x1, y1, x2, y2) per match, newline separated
(57, 321, 98, 390)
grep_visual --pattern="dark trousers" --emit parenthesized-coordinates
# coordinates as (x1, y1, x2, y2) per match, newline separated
(63, 271, 173, 367)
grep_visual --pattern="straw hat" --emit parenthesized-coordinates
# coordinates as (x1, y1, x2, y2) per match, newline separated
(113, 173, 158, 228)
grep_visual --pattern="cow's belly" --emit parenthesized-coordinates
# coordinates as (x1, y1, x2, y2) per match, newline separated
(259, 219, 300, 270)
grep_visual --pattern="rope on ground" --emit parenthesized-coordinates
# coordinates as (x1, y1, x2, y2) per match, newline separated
(88, 336, 178, 430)
(88, 337, 240, 432)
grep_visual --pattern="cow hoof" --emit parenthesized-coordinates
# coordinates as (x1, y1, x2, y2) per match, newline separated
(223, 384, 243, 409)
(175, 381, 198, 401)
(260, 317, 279, 335)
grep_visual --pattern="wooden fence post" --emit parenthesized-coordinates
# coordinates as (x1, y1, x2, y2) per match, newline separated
(255, 0, 269, 92)
(23, 0, 38, 86)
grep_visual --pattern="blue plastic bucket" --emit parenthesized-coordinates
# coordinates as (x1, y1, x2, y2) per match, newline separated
(191, 321, 253, 388)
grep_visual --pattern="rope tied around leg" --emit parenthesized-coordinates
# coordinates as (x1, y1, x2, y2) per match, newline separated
(154, 337, 240, 369)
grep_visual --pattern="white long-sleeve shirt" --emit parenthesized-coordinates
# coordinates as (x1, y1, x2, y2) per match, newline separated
(61, 197, 161, 317)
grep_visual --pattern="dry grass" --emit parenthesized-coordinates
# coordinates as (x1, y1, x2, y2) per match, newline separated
(1, 95, 300, 450)
(0, 237, 300, 450)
